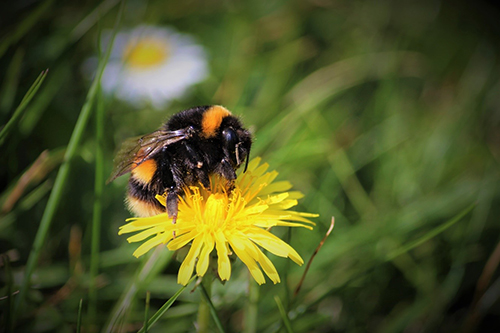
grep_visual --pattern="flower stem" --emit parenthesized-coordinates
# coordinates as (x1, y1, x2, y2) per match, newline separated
(244, 277, 259, 333)
(197, 277, 212, 333)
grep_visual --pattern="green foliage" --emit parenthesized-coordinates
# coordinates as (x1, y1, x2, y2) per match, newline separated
(1, 0, 499, 332)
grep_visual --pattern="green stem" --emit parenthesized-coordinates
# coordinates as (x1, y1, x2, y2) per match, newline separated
(76, 299, 83, 333)
(2, 255, 14, 333)
(136, 276, 196, 333)
(199, 278, 225, 333)
(275, 296, 294, 333)
(243, 278, 259, 333)
(198, 278, 212, 333)
(88, 82, 104, 325)
(0, 70, 47, 146)
(144, 291, 151, 333)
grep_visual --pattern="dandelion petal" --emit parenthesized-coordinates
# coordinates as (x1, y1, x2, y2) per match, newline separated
(228, 234, 266, 285)
(178, 236, 204, 285)
(132, 234, 166, 258)
(196, 235, 214, 277)
(215, 230, 231, 281)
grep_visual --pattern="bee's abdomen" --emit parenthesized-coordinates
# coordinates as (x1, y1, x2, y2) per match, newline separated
(126, 178, 165, 217)
(127, 159, 165, 217)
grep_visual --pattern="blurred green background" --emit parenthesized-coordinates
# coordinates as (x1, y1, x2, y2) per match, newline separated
(1, 0, 500, 332)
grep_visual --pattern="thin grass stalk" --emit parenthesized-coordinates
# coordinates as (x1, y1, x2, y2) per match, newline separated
(1, 255, 14, 333)
(386, 203, 476, 261)
(19, 65, 69, 135)
(88, 82, 105, 325)
(12, 2, 123, 321)
(197, 278, 211, 333)
(136, 276, 197, 333)
(70, 0, 121, 42)
(274, 296, 294, 333)
(0, 70, 48, 146)
(243, 277, 259, 333)
(199, 279, 225, 333)
(0, 48, 24, 113)
(144, 291, 151, 333)
(88, 21, 104, 323)
(77, 299, 83, 333)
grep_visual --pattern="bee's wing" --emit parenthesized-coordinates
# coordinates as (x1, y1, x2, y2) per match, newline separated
(107, 128, 189, 183)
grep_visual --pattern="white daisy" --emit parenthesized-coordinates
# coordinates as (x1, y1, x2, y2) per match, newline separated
(100, 25, 208, 108)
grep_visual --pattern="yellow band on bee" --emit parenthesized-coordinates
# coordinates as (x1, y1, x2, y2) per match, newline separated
(131, 159, 157, 184)
(201, 105, 231, 138)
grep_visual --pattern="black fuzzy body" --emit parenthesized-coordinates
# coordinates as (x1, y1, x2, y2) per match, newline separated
(126, 106, 252, 218)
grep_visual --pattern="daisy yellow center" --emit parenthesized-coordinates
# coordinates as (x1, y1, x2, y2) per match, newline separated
(123, 37, 169, 69)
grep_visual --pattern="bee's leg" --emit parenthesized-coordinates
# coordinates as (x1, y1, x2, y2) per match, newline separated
(183, 141, 205, 169)
(226, 179, 236, 194)
(197, 170, 211, 191)
(219, 158, 237, 192)
(219, 158, 237, 180)
(182, 142, 209, 188)
(166, 190, 178, 221)
(166, 187, 179, 238)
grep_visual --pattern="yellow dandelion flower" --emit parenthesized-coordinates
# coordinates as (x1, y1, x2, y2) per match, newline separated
(119, 158, 317, 285)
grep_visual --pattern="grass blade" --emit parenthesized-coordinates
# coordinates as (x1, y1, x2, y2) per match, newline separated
(386, 203, 476, 261)
(12, 2, 123, 322)
(137, 276, 197, 333)
(77, 299, 83, 333)
(88, 79, 105, 326)
(200, 281, 225, 333)
(0, 48, 24, 114)
(294, 217, 335, 298)
(1, 255, 14, 333)
(19, 62, 71, 136)
(243, 279, 259, 333)
(70, 0, 121, 43)
(0, 69, 48, 146)
(144, 291, 151, 333)
(274, 296, 294, 333)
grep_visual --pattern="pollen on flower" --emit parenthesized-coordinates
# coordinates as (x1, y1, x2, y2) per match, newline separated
(119, 157, 318, 286)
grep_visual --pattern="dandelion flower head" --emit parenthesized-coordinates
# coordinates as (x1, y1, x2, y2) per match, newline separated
(119, 158, 317, 285)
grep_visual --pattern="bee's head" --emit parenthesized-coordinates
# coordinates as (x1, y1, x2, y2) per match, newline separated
(221, 123, 252, 172)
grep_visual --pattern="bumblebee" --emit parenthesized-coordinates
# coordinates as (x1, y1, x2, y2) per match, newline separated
(109, 105, 252, 220)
